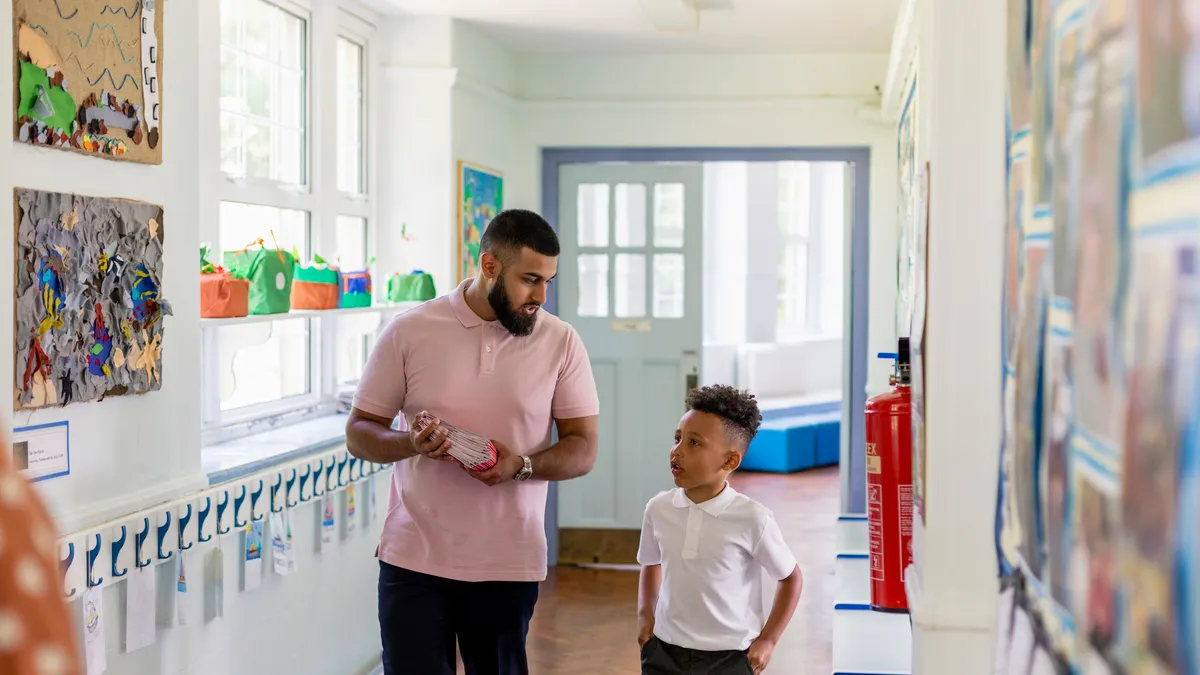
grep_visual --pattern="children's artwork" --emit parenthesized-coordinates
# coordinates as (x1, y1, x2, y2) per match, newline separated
(14, 188, 171, 409)
(243, 521, 262, 592)
(997, 0, 1200, 670)
(458, 161, 503, 282)
(12, 0, 163, 163)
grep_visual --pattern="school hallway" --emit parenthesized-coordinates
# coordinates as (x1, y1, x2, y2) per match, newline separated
(527, 469, 838, 675)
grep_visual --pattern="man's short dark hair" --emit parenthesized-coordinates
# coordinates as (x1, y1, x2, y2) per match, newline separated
(686, 385, 763, 451)
(479, 209, 560, 267)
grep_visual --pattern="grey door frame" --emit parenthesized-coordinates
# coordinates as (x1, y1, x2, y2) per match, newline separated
(541, 147, 872, 565)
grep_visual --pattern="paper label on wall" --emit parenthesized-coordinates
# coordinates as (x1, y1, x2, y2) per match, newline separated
(13, 421, 69, 481)
(271, 513, 288, 576)
(243, 522, 263, 591)
(82, 587, 107, 674)
(205, 547, 224, 623)
(175, 553, 188, 626)
(346, 484, 357, 534)
(370, 477, 378, 523)
(284, 509, 297, 574)
(125, 565, 156, 653)
(321, 494, 336, 547)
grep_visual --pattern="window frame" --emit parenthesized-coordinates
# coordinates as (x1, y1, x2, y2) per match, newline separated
(776, 163, 831, 343)
(202, 0, 377, 447)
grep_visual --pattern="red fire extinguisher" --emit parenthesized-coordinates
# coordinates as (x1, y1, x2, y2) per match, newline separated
(865, 337, 913, 613)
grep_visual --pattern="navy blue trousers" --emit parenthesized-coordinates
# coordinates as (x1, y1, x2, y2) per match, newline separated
(378, 562, 539, 675)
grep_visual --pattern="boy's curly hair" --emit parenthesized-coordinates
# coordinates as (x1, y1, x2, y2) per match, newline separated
(685, 385, 763, 451)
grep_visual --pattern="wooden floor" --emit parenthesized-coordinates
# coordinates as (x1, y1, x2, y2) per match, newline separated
(524, 467, 839, 675)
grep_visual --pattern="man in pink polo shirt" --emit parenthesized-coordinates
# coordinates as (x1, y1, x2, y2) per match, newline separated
(346, 209, 599, 675)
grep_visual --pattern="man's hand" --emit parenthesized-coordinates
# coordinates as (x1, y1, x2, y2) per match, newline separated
(637, 614, 655, 648)
(408, 413, 452, 460)
(462, 440, 523, 486)
(746, 637, 775, 673)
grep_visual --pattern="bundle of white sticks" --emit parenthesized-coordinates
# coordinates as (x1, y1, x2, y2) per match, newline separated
(411, 411, 498, 472)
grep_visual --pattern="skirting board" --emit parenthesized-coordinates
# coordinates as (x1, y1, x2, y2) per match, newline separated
(558, 528, 641, 565)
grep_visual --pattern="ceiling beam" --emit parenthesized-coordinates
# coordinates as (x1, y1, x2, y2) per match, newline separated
(637, 0, 700, 32)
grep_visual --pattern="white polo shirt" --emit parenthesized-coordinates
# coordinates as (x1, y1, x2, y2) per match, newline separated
(637, 484, 797, 652)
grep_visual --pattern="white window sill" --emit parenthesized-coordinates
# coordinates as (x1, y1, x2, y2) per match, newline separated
(202, 413, 351, 485)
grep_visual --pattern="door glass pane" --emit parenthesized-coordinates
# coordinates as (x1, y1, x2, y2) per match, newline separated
(653, 184, 685, 248)
(614, 184, 647, 248)
(577, 254, 610, 317)
(614, 254, 647, 318)
(577, 184, 610, 248)
(653, 254, 685, 318)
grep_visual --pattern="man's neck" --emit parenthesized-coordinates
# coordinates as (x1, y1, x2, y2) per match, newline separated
(463, 276, 497, 321)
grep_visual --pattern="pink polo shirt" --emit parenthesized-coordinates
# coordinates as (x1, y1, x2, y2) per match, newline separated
(353, 279, 599, 582)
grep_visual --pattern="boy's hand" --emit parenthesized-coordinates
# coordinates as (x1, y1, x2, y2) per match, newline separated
(746, 637, 775, 673)
(637, 615, 655, 647)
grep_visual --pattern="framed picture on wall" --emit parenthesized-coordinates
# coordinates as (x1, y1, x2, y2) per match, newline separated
(457, 161, 504, 283)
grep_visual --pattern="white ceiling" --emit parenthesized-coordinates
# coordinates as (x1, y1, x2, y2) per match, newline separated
(370, 0, 899, 55)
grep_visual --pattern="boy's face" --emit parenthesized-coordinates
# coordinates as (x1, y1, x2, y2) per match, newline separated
(670, 410, 742, 490)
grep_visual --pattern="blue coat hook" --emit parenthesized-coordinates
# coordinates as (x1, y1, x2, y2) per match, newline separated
(285, 468, 298, 508)
(337, 456, 349, 488)
(178, 503, 194, 551)
(217, 490, 231, 534)
(86, 533, 104, 588)
(250, 480, 265, 522)
(156, 511, 174, 561)
(325, 460, 337, 492)
(59, 543, 77, 599)
(134, 517, 152, 568)
(111, 526, 129, 579)
(270, 474, 284, 514)
(197, 496, 213, 543)
(312, 460, 325, 497)
(233, 484, 248, 528)
(299, 465, 312, 503)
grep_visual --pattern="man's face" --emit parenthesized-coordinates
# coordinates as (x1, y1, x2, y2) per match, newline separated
(486, 247, 557, 336)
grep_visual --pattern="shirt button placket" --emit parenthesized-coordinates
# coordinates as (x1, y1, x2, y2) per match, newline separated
(682, 506, 702, 560)
(481, 331, 497, 375)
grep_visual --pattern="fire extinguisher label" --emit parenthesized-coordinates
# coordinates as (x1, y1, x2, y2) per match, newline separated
(899, 484, 914, 578)
(866, 442, 882, 474)
(868, 484, 884, 581)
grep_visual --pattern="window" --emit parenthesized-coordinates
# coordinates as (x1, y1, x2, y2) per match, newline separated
(776, 162, 845, 341)
(203, 0, 375, 444)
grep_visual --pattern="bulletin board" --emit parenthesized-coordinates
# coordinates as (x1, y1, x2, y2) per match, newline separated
(994, 0, 1200, 672)
(12, 0, 163, 164)
(14, 188, 171, 410)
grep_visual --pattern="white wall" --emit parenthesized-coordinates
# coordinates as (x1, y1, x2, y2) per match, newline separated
(1, 0, 205, 536)
(504, 53, 900, 395)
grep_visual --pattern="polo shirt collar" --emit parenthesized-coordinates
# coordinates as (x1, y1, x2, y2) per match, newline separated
(450, 278, 486, 329)
(671, 483, 737, 517)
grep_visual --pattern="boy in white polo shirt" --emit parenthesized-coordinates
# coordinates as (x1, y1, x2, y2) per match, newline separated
(637, 385, 803, 674)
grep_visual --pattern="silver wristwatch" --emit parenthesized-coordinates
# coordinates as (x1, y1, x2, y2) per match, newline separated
(514, 455, 533, 482)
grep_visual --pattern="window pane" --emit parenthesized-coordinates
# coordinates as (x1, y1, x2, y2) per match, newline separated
(336, 216, 368, 270)
(218, 319, 310, 410)
(777, 243, 808, 334)
(577, 254, 609, 317)
(653, 184, 685, 248)
(336, 313, 381, 391)
(614, 254, 646, 318)
(778, 162, 812, 237)
(577, 184, 610, 248)
(614, 184, 647, 248)
(653, 254, 685, 318)
(219, 202, 308, 259)
(219, 0, 306, 185)
(336, 37, 364, 195)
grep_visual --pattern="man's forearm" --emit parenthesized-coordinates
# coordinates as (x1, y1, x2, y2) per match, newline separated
(346, 418, 417, 464)
(528, 433, 595, 481)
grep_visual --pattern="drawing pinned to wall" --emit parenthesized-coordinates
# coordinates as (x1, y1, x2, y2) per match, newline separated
(895, 65, 918, 337)
(12, 0, 163, 163)
(14, 188, 171, 409)
(457, 161, 503, 283)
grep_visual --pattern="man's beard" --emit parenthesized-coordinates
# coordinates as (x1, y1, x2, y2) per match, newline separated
(488, 274, 539, 336)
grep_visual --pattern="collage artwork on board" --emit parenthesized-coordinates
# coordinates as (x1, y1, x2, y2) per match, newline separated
(995, 0, 1200, 673)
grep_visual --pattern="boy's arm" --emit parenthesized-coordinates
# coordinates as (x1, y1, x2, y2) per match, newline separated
(758, 565, 803, 645)
(638, 564, 662, 645)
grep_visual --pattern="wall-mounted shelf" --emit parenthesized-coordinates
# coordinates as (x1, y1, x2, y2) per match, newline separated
(199, 302, 424, 328)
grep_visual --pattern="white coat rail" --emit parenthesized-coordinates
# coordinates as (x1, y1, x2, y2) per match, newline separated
(57, 447, 390, 601)
(831, 515, 912, 675)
